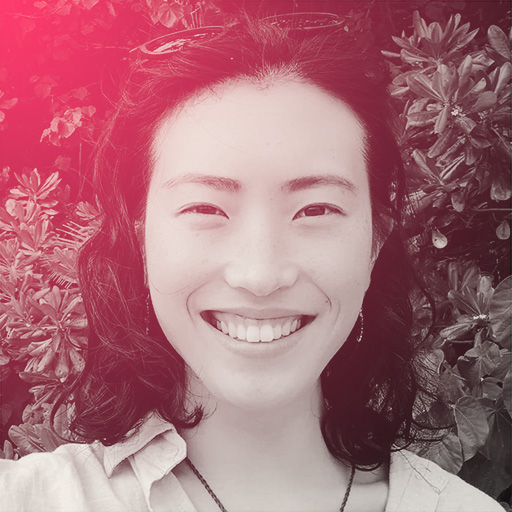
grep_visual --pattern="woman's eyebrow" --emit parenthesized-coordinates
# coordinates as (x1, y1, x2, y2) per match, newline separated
(283, 175, 357, 195)
(162, 174, 241, 193)
(162, 173, 357, 195)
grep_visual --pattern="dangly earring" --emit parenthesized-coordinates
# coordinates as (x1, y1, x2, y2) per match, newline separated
(323, 309, 364, 412)
(145, 294, 150, 335)
(356, 309, 364, 343)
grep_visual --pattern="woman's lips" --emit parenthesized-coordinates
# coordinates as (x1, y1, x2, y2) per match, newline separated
(201, 311, 314, 343)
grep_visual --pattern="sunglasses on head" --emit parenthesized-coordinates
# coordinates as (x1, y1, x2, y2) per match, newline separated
(131, 12, 346, 56)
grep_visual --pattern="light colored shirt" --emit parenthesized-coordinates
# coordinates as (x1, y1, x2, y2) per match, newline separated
(0, 414, 504, 512)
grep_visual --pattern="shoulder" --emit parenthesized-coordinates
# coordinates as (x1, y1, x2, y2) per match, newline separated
(0, 442, 100, 482)
(0, 415, 181, 512)
(387, 450, 505, 512)
(0, 442, 102, 481)
(0, 442, 121, 511)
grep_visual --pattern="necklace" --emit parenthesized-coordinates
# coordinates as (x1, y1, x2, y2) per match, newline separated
(185, 458, 356, 512)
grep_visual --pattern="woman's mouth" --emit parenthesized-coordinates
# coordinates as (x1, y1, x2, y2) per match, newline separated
(201, 311, 314, 342)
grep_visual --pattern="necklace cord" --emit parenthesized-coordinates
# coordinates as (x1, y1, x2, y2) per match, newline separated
(186, 458, 229, 512)
(185, 457, 356, 512)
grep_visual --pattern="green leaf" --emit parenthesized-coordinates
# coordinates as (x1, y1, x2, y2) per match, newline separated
(430, 22, 443, 44)
(412, 149, 439, 181)
(496, 220, 510, 240)
(488, 25, 512, 60)
(432, 228, 448, 248)
(495, 62, 512, 96)
(8, 425, 44, 456)
(434, 64, 458, 102)
(406, 110, 437, 127)
(477, 275, 494, 312)
(442, 12, 460, 43)
(460, 77, 487, 105)
(38, 425, 63, 451)
(489, 276, 512, 349)
(439, 154, 465, 181)
(478, 377, 506, 400)
(412, 10, 429, 39)
(448, 287, 481, 316)
(470, 91, 497, 113)
(458, 342, 503, 389)
(452, 28, 479, 52)
(437, 137, 465, 166)
(479, 399, 512, 474)
(428, 128, 455, 158)
(491, 174, 512, 201)
(460, 264, 480, 290)
(468, 133, 492, 149)
(454, 396, 490, 460)
(407, 74, 443, 101)
(434, 105, 450, 134)
(503, 370, 512, 417)
(440, 318, 473, 341)
(439, 367, 467, 403)
(422, 432, 464, 473)
(490, 352, 511, 382)
(457, 55, 473, 93)
(451, 189, 465, 212)
(459, 451, 511, 500)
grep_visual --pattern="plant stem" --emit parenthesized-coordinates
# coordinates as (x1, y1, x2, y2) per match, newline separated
(475, 208, 512, 213)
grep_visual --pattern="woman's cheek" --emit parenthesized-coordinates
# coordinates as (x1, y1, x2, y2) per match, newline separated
(146, 224, 218, 293)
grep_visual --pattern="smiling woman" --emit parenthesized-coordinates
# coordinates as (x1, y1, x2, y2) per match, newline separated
(145, 80, 373, 415)
(0, 12, 504, 512)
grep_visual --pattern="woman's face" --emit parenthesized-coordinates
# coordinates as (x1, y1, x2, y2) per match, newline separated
(145, 79, 375, 411)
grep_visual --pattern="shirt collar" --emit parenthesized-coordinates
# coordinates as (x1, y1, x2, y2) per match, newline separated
(387, 449, 446, 511)
(101, 413, 185, 478)
(100, 417, 448, 511)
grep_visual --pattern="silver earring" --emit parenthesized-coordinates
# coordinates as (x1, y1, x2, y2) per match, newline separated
(145, 294, 150, 335)
(356, 309, 364, 343)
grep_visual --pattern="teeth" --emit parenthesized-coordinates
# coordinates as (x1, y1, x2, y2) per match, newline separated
(237, 324, 246, 341)
(246, 326, 260, 343)
(260, 325, 273, 342)
(208, 312, 308, 342)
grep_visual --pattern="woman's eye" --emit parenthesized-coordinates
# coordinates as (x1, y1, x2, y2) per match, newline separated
(294, 204, 344, 219)
(180, 204, 228, 217)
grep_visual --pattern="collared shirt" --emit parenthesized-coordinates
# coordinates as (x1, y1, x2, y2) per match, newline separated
(0, 414, 504, 512)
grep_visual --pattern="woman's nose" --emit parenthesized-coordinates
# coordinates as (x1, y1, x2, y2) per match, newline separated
(223, 222, 299, 297)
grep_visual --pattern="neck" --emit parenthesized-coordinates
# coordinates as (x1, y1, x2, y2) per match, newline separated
(176, 380, 388, 512)
(180, 382, 340, 485)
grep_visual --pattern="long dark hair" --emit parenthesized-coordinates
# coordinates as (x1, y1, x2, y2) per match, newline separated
(59, 15, 436, 470)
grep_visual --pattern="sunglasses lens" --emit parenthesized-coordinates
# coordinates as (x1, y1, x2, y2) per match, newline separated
(263, 12, 344, 32)
(139, 26, 225, 55)
(133, 13, 344, 56)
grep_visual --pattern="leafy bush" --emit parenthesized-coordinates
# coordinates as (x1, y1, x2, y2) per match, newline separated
(385, 11, 511, 507)
(0, 168, 99, 453)
(0, 2, 510, 509)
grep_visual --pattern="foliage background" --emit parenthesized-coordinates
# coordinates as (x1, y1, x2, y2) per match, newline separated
(0, 0, 510, 509)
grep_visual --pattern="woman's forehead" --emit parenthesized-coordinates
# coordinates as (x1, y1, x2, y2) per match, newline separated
(151, 79, 366, 183)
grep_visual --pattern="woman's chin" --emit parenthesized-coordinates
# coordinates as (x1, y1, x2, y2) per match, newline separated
(193, 373, 322, 417)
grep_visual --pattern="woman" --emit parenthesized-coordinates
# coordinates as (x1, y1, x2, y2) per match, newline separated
(0, 12, 503, 512)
